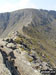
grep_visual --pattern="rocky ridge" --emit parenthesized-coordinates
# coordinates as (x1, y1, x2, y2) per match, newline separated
(0, 31, 54, 75)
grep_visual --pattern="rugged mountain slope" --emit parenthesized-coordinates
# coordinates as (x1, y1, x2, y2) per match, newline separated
(0, 9, 33, 37)
(0, 9, 56, 72)
(0, 32, 55, 75)
(0, 33, 42, 75)
(0, 9, 56, 37)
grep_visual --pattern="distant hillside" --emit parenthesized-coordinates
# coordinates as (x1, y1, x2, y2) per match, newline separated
(0, 9, 56, 38)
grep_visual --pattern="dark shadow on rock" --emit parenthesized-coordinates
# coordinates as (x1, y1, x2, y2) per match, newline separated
(0, 49, 20, 75)
(8, 51, 16, 59)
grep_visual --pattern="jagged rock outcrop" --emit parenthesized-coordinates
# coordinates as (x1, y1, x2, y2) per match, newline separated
(0, 52, 11, 75)
(14, 49, 41, 75)
(0, 31, 55, 75)
(0, 36, 41, 75)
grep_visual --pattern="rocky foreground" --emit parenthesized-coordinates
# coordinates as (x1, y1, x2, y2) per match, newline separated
(0, 31, 55, 75)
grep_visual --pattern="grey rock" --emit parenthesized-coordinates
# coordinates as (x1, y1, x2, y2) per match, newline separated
(0, 52, 11, 75)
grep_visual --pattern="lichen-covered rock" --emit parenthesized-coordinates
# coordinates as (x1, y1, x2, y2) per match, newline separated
(7, 43, 16, 49)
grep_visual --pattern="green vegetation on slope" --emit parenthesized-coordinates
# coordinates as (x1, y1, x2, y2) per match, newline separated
(22, 25, 56, 67)
(14, 31, 56, 68)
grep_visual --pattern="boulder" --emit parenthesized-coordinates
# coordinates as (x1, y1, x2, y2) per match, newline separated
(7, 43, 16, 50)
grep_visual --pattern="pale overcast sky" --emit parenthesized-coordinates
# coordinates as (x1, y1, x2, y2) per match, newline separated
(0, 0, 56, 13)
